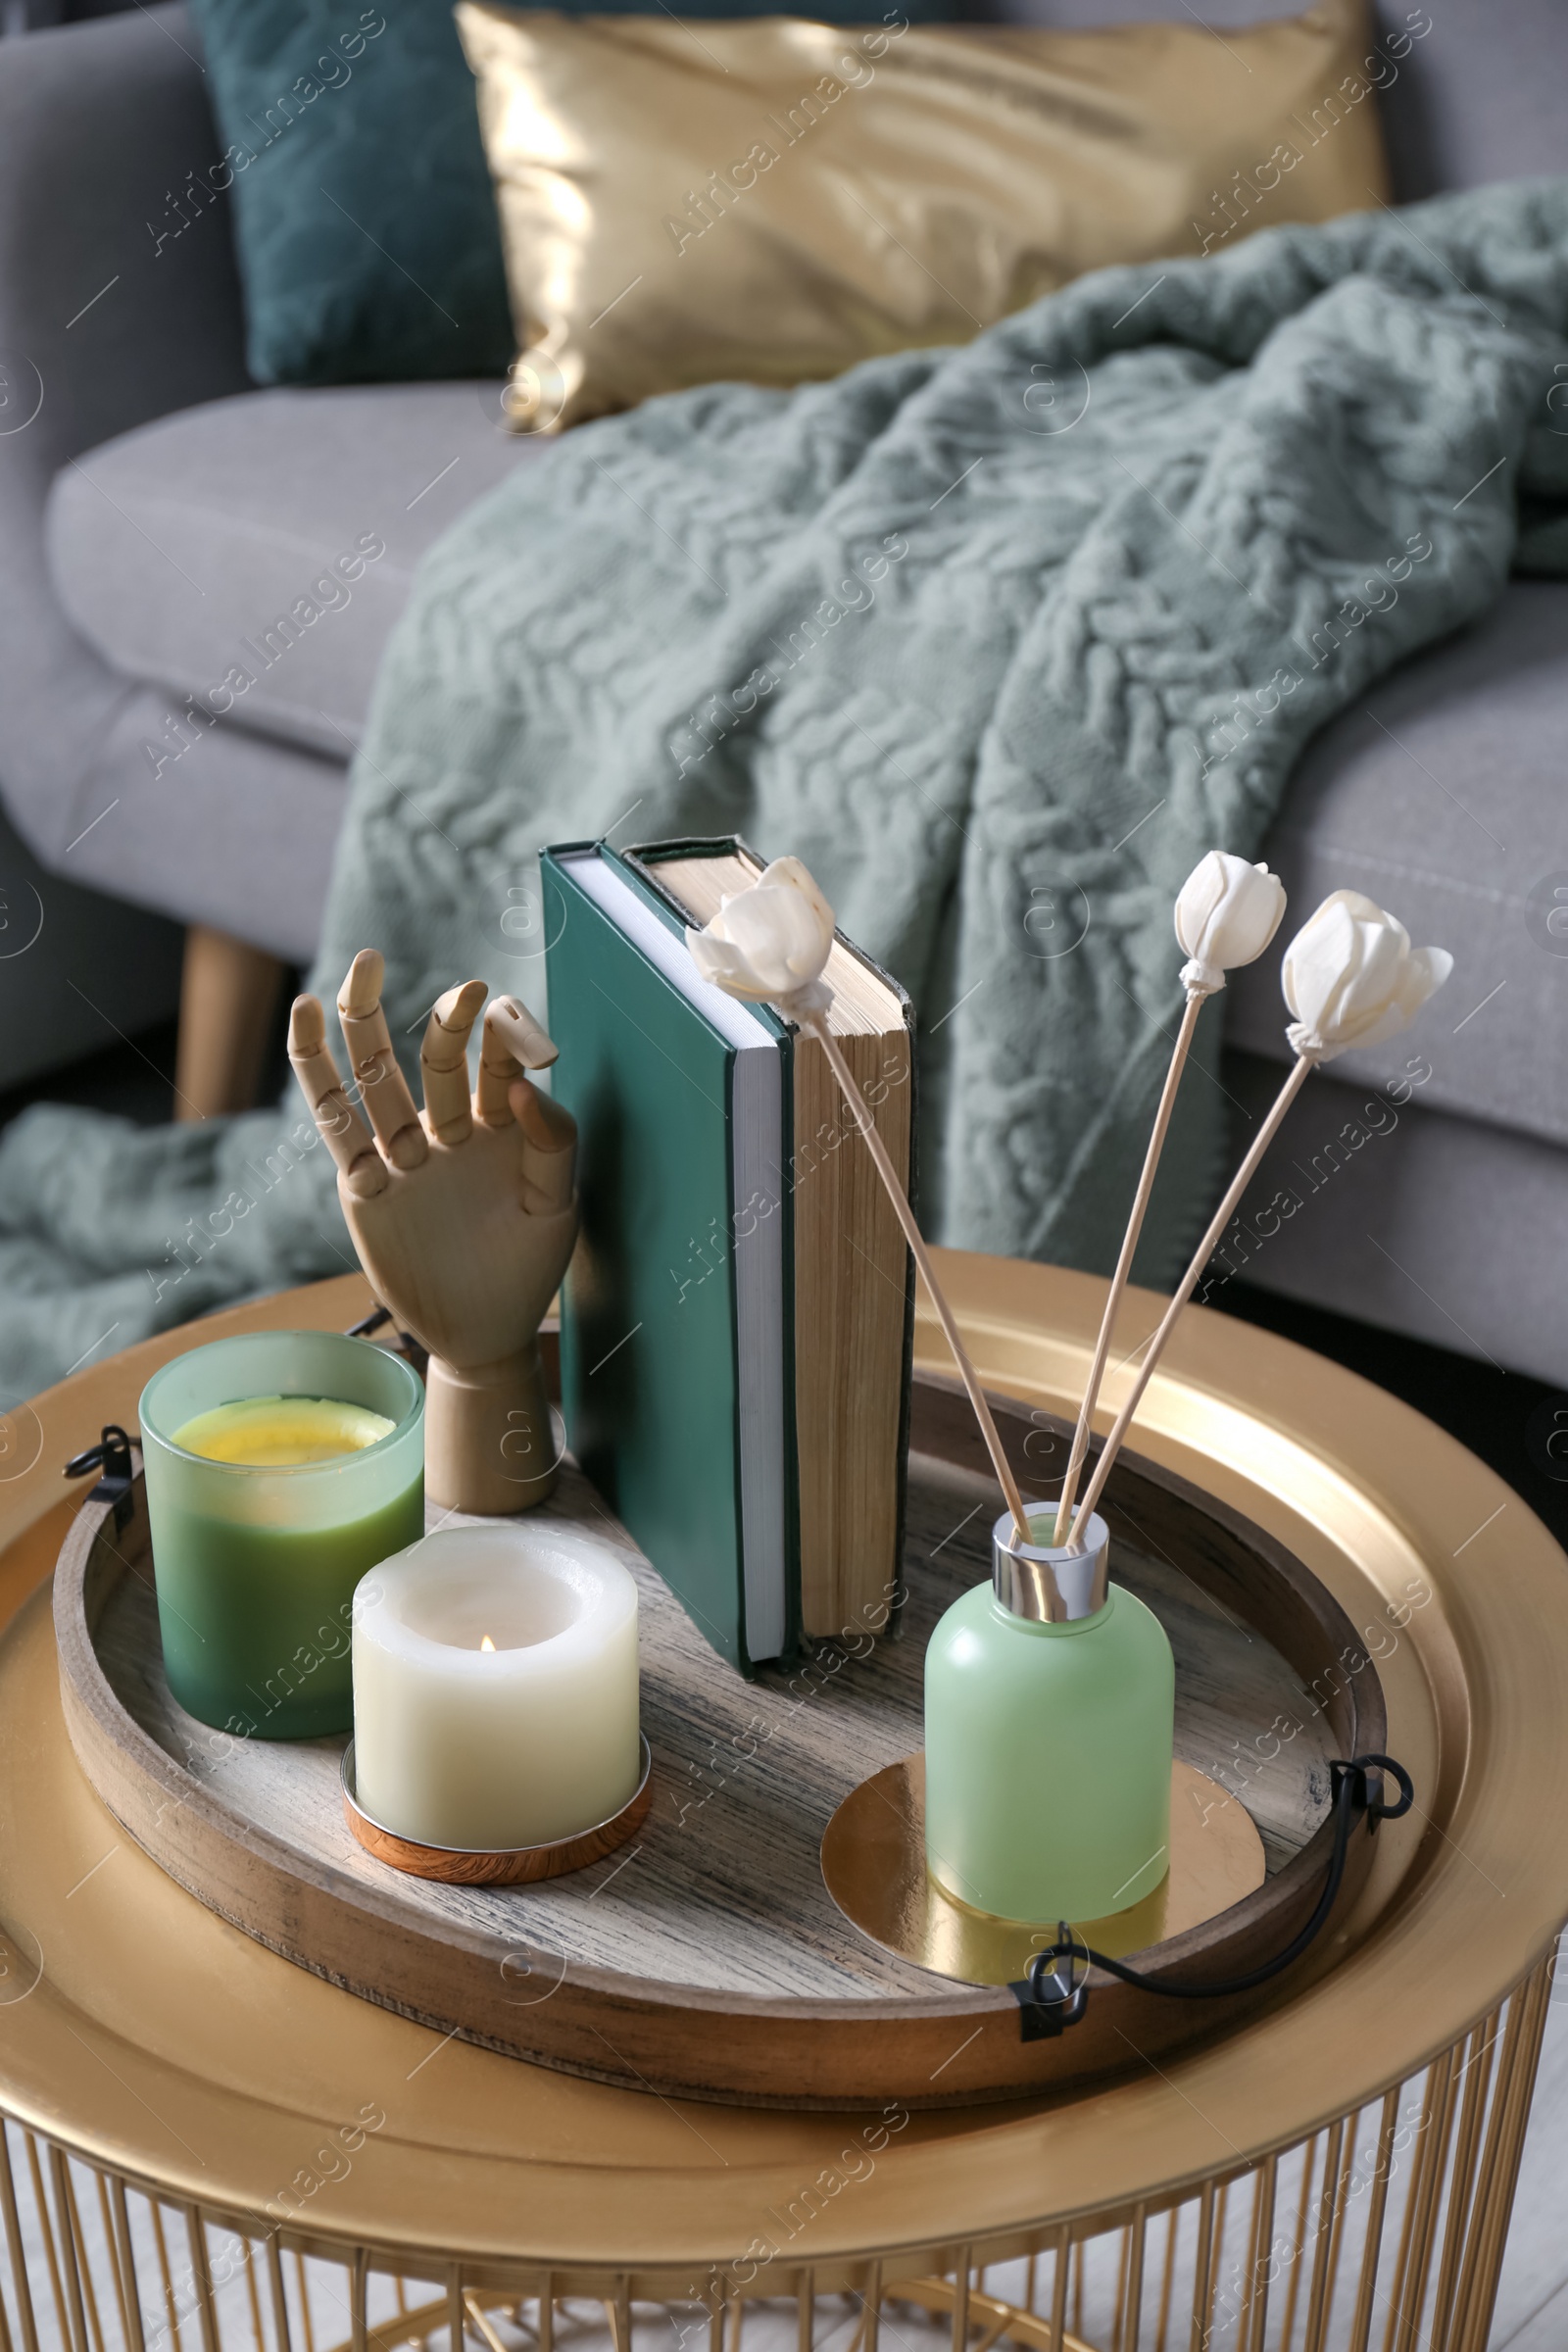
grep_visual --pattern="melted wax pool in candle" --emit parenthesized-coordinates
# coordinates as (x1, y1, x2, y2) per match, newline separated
(172, 1396, 396, 1466)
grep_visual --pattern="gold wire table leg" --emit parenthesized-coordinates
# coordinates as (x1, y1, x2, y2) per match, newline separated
(1203, 2181, 1229, 2348)
(94, 2173, 133, 2352)
(952, 2248, 970, 2352)
(351, 2253, 368, 2352)
(182, 2205, 220, 2352)
(108, 2188, 147, 2352)
(1152, 2212, 1177, 2352)
(1428, 2011, 1501, 2350)
(1241, 2155, 1277, 2352)
(0, 2129, 41, 2352)
(62, 2165, 108, 2352)
(1347, 2090, 1399, 2352)
(1109, 2230, 1128, 2352)
(265, 2237, 293, 2352)
(1120, 2209, 1147, 2352)
(1396, 2045, 1462, 2352)
(24, 2137, 71, 2352)
(47, 2148, 92, 2352)
(243, 2243, 268, 2352)
(1300, 2119, 1347, 2352)
(1049, 2228, 1070, 2352)
(293, 2255, 317, 2352)
(1323, 2117, 1359, 2328)
(1450, 1953, 1554, 2352)
(1278, 2134, 1317, 2352)
(1186, 2181, 1215, 2352)
(1379, 2068, 1435, 2352)
(466, 2290, 511, 2352)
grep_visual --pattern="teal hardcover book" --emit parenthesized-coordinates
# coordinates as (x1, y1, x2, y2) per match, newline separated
(542, 842, 795, 1668)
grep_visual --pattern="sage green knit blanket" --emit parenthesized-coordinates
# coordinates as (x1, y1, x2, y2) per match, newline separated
(4, 182, 1567, 1401)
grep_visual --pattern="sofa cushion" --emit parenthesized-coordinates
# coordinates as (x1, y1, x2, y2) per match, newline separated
(1228, 579, 1568, 1154)
(991, 0, 1568, 207)
(185, 0, 516, 387)
(47, 384, 548, 760)
(188, 0, 962, 392)
(459, 0, 1389, 430)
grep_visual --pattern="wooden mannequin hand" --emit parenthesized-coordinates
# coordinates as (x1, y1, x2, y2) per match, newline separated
(288, 952, 578, 1514)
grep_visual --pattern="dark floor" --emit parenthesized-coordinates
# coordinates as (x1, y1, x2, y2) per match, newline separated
(0, 998, 296, 1133)
(4, 1020, 1566, 1551)
(0, 1016, 183, 1129)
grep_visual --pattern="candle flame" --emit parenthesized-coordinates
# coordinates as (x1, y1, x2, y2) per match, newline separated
(480, 1634, 495, 1652)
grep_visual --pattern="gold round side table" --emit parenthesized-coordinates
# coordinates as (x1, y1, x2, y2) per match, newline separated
(0, 1253, 1561, 2352)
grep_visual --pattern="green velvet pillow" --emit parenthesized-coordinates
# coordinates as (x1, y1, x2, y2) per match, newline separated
(186, 0, 515, 384)
(188, 0, 956, 388)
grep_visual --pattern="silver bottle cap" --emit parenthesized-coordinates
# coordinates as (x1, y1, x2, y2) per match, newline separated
(992, 1507, 1110, 1623)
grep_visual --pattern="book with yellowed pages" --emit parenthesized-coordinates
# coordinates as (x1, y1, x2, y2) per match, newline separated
(541, 835, 913, 1669)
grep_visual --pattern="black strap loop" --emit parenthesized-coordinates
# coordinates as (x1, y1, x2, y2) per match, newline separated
(1012, 1751, 1413, 2034)
(63, 1424, 135, 1501)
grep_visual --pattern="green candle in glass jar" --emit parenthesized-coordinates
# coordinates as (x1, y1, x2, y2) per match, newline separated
(139, 1332, 424, 1740)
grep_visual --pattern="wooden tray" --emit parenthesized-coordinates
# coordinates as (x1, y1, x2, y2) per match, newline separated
(53, 1372, 1385, 2110)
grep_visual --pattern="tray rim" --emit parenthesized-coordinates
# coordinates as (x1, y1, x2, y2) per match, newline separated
(50, 1371, 1386, 2105)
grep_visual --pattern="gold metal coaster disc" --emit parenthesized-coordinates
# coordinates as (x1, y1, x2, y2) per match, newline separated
(820, 1756, 1265, 1986)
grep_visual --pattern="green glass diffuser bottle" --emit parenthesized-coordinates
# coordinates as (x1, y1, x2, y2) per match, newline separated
(924, 1507, 1175, 1924)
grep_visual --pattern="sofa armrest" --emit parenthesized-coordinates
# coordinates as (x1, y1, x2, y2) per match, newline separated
(0, 3, 253, 869)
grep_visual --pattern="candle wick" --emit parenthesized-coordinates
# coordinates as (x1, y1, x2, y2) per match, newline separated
(480, 1634, 495, 1651)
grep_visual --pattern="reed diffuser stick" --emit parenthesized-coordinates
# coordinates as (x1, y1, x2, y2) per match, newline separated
(1053, 852, 1290, 1544)
(804, 1010, 1034, 1546)
(1052, 986, 1204, 1544)
(1069, 1051, 1317, 1542)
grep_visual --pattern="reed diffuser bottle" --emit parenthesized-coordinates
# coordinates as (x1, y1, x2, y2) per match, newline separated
(924, 1508, 1175, 1924)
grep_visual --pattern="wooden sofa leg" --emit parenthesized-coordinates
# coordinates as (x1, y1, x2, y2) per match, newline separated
(174, 924, 288, 1120)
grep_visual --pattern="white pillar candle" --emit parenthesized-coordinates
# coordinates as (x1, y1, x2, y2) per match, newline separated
(351, 1525, 640, 1849)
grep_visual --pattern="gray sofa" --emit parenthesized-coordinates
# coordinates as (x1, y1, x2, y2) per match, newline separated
(1, 0, 1565, 1378)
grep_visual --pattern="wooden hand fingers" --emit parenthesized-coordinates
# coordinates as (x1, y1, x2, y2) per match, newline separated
(477, 994, 558, 1129)
(287, 995, 388, 1199)
(337, 950, 427, 1171)
(511, 1075, 577, 1214)
(420, 980, 487, 1146)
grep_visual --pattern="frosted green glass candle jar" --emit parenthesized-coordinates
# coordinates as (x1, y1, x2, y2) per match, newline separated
(139, 1332, 424, 1740)
(923, 1507, 1174, 1924)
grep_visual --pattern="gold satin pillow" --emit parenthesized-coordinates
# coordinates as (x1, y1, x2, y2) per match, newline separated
(457, 0, 1390, 431)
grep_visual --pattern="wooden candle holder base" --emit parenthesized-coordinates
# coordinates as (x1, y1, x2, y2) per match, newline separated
(341, 1734, 653, 1886)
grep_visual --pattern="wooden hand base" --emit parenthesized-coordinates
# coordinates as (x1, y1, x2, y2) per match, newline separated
(424, 1346, 560, 1514)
